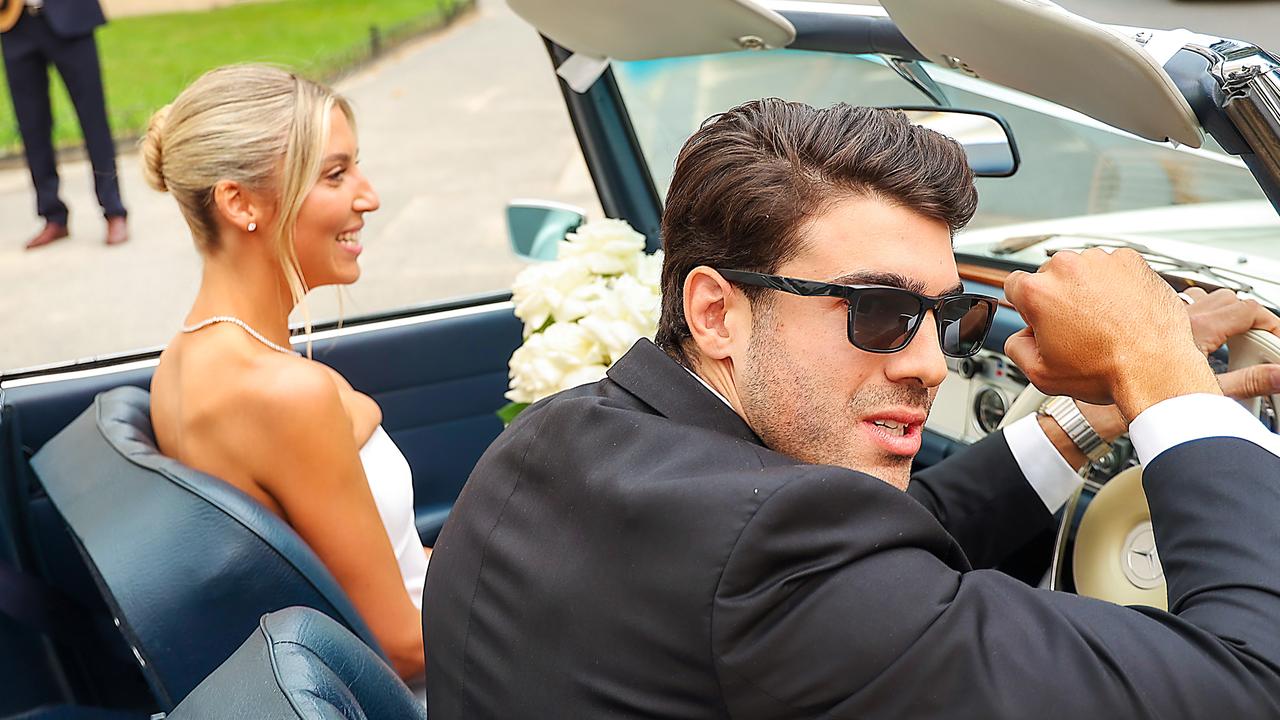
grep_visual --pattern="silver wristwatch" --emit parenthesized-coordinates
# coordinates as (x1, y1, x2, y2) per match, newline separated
(1037, 396, 1112, 463)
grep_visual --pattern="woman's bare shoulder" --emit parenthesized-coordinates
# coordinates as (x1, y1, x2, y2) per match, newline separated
(236, 354, 351, 429)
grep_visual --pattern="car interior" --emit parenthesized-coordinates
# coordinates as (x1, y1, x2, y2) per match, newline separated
(1, 0, 1279, 716)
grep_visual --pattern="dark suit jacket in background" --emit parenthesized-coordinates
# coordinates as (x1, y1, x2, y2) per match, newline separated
(424, 339, 1280, 719)
(34, 0, 106, 38)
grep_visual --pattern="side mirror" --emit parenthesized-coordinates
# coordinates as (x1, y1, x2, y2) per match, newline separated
(894, 107, 1021, 178)
(506, 200, 586, 261)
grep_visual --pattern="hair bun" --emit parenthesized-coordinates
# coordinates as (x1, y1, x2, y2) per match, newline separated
(141, 103, 172, 192)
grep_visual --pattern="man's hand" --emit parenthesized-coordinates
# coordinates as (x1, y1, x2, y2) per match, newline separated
(1073, 289, 1280, 441)
(1186, 286, 1280, 399)
(1184, 286, 1280, 355)
(1004, 248, 1220, 421)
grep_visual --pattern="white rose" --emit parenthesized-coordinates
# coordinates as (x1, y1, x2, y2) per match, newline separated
(505, 322, 605, 404)
(558, 218, 646, 276)
(637, 249, 663, 288)
(577, 274, 661, 361)
(505, 218, 663, 408)
(511, 259, 593, 335)
(555, 277, 611, 324)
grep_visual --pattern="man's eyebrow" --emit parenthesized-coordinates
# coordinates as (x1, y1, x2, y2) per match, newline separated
(827, 271, 964, 296)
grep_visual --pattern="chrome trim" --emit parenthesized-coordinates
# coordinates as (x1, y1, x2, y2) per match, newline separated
(884, 56, 950, 106)
(1, 358, 161, 391)
(1, 301, 515, 390)
(1180, 38, 1280, 183)
(301, 301, 514, 343)
(507, 198, 588, 217)
(1049, 484, 1084, 592)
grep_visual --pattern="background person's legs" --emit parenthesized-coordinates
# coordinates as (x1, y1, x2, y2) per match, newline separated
(3, 38, 68, 227)
(51, 32, 125, 221)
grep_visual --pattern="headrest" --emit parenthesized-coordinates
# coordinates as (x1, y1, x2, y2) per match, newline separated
(30, 386, 384, 710)
(169, 608, 426, 719)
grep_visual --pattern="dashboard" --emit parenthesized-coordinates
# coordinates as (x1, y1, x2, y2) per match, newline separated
(929, 349, 1027, 444)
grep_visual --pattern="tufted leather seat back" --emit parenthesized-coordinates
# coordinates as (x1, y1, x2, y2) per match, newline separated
(168, 607, 426, 719)
(28, 386, 385, 711)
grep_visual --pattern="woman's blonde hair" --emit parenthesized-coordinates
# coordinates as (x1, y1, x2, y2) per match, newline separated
(141, 64, 354, 311)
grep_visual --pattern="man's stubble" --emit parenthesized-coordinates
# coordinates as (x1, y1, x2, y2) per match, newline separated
(738, 308, 932, 490)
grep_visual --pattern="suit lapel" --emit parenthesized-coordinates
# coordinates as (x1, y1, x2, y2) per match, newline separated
(606, 340, 761, 446)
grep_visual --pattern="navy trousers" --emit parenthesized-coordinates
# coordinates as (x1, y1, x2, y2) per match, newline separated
(1, 10, 125, 225)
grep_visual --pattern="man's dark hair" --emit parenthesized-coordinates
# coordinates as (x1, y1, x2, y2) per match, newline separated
(655, 99, 979, 366)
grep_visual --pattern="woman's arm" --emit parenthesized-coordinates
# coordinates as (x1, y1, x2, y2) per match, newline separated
(240, 363, 425, 680)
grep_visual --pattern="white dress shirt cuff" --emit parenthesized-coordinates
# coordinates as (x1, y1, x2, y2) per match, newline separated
(1002, 414, 1085, 513)
(1128, 393, 1280, 465)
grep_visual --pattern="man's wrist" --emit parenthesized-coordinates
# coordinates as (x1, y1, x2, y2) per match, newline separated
(1076, 400, 1127, 442)
(1036, 413, 1088, 471)
(1112, 353, 1222, 423)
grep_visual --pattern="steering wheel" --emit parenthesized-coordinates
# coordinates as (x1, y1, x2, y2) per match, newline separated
(997, 329, 1280, 608)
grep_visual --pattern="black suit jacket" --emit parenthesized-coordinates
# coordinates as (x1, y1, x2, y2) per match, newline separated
(1, 0, 105, 39)
(37, 0, 105, 38)
(424, 339, 1280, 718)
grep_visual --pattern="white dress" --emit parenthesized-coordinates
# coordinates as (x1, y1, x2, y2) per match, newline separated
(358, 425, 429, 610)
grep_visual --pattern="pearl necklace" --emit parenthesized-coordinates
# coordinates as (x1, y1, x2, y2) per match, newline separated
(181, 316, 297, 355)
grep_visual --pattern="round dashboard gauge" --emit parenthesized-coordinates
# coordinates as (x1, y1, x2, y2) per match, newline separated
(973, 387, 1007, 434)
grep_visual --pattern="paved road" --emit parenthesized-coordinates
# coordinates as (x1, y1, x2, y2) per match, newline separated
(0, 0, 600, 372)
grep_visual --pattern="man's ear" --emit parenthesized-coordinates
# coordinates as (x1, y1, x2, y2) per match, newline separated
(211, 179, 263, 236)
(684, 266, 751, 361)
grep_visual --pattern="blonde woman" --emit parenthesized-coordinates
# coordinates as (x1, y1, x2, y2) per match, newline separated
(143, 65, 428, 681)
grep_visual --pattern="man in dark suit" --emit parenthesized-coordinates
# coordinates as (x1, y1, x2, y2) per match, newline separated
(1, 0, 127, 249)
(424, 100, 1280, 717)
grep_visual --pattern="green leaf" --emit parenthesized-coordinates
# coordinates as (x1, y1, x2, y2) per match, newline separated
(497, 402, 530, 426)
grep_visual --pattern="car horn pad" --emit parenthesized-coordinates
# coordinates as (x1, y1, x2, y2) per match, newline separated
(1072, 465, 1166, 610)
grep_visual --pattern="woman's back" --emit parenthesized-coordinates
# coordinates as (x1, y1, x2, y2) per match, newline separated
(138, 63, 424, 679)
(150, 325, 381, 516)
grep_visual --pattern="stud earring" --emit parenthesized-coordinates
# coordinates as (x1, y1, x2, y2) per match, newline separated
(247, 222, 257, 232)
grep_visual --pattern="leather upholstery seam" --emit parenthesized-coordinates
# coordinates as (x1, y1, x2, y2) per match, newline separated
(259, 617, 310, 718)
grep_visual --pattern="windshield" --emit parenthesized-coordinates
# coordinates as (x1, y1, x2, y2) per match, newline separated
(612, 49, 1280, 275)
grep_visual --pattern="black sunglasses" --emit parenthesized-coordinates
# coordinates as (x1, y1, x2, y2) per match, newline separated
(716, 269, 998, 358)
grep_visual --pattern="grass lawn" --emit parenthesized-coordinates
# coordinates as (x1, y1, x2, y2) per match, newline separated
(0, 0, 468, 155)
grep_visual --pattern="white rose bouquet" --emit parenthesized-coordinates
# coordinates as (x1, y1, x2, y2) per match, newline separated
(500, 218, 663, 423)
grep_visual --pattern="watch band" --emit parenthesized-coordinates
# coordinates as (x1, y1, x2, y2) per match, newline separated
(1038, 395, 1112, 463)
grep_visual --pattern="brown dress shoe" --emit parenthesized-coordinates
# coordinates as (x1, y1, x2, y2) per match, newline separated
(105, 216, 128, 246)
(24, 221, 70, 250)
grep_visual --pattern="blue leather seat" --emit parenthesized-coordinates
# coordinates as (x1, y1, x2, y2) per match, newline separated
(28, 386, 387, 712)
(168, 607, 426, 719)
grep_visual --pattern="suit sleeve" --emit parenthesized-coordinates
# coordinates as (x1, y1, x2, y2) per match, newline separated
(908, 429, 1054, 568)
(712, 438, 1280, 720)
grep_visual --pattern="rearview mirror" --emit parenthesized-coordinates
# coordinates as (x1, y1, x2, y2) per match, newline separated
(506, 200, 586, 261)
(895, 107, 1020, 178)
